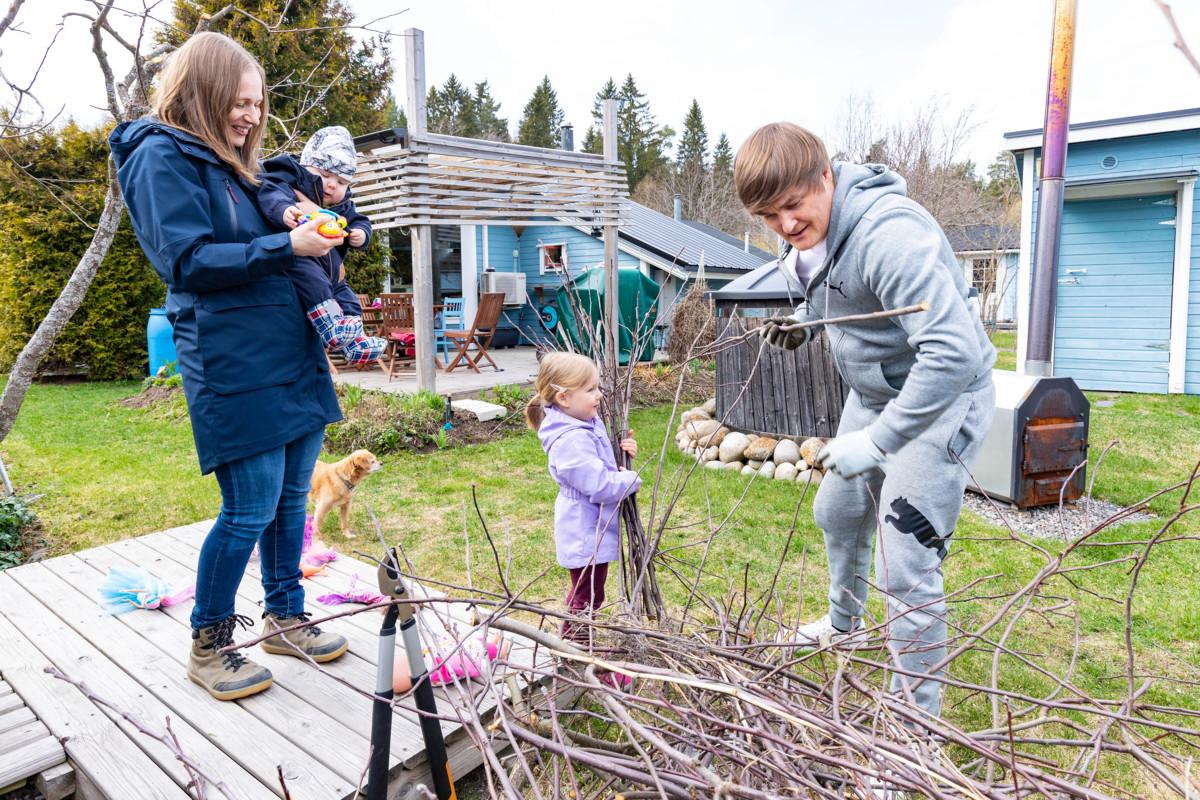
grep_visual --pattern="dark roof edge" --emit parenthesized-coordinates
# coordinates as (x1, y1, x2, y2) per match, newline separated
(1004, 107, 1200, 139)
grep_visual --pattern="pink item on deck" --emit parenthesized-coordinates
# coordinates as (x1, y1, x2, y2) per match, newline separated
(98, 567, 195, 614)
(392, 627, 510, 693)
(315, 574, 387, 606)
(298, 516, 337, 579)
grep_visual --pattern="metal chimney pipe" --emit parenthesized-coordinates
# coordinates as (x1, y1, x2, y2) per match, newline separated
(559, 123, 574, 151)
(673, 193, 682, 222)
(1025, 0, 1078, 376)
(743, 232, 749, 252)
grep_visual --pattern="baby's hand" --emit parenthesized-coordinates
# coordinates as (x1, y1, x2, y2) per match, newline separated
(347, 228, 367, 247)
(282, 205, 303, 229)
(619, 433, 637, 460)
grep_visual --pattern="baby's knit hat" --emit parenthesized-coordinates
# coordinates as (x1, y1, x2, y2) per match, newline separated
(300, 126, 357, 181)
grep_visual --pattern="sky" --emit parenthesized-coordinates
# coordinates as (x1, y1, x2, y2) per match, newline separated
(5, 0, 1200, 174)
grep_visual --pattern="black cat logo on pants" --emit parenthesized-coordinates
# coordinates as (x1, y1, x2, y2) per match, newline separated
(884, 496, 948, 559)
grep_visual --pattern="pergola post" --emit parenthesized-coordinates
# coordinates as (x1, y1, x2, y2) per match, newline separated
(404, 27, 436, 392)
(602, 99, 619, 403)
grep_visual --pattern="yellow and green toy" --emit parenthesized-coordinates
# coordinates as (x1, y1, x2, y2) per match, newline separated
(302, 208, 348, 239)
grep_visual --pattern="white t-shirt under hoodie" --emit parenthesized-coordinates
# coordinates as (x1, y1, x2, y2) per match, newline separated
(791, 239, 827, 291)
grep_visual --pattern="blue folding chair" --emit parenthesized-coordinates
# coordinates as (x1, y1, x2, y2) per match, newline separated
(434, 296, 465, 367)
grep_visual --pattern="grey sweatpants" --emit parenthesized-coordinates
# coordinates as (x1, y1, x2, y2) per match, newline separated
(812, 382, 994, 716)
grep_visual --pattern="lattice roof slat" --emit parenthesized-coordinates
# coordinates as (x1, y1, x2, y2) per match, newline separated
(354, 132, 628, 230)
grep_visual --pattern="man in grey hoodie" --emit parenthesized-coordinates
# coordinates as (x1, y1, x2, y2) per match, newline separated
(735, 122, 996, 718)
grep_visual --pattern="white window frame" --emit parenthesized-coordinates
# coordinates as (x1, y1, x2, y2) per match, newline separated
(539, 242, 568, 275)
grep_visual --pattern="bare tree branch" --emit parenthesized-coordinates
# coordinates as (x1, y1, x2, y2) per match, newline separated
(1153, 0, 1200, 77)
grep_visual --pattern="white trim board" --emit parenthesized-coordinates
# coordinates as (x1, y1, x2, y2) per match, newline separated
(1016, 149, 1035, 374)
(1004, 112, 1200, 150)
(1065, 178, 1193, 201)
(1168, 179, 1195, 394)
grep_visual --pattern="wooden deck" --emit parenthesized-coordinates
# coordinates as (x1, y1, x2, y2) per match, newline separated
(0, 672, 67, 794)
(0, 522, 545, 799)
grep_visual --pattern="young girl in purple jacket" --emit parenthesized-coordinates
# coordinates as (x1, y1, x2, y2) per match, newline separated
(525, 353, 640, 645)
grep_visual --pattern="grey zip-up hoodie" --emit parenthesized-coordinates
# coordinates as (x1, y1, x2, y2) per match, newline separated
(779, 161, 995, 454)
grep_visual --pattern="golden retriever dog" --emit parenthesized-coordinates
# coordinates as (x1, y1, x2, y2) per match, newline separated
(309, 450, 382, 537)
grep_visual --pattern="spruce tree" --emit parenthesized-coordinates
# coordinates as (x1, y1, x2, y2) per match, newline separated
(427, 74, 476, 137)
(712, 133, 733, 177)
(516, 76, 565, 148)
(582, 78, 618, 154)
(676, 99, 708, 171)
(616, 74, 672, 191)
(473, 80, 510, 142)
(582, 126, 603, 154)
(382, 93, 407, 129)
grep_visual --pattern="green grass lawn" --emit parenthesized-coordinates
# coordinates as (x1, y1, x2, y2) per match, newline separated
(3, 377, 1200, 792)
(990, 329, 1016, 371)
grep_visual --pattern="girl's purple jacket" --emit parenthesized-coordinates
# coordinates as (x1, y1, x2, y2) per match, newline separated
(537, 405, 641, 569)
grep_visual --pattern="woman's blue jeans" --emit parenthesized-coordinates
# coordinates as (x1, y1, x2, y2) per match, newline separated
(190, 428, 325, 630)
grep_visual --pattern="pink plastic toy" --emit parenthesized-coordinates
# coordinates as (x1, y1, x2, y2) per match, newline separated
(392, 628, 509, 693)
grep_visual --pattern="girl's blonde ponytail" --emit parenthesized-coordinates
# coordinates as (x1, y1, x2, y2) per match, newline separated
(524, 394, 546, 430)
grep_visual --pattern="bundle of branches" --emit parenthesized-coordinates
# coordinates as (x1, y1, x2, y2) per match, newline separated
(398, 461, 1200, 799)
(665, 277, 716, 365)
(545, 265, 668, 621)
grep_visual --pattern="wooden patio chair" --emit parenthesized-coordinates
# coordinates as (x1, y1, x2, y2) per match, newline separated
(444, 292, 505, 374)
(379, 292, 416, 381)
(356, 293, 383, 337)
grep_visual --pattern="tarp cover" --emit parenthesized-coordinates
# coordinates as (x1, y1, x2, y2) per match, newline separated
(554, 267, 659, 365)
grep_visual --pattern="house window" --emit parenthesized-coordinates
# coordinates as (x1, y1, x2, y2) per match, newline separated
(970, 257, 997, 292)
(540, 243, 568, 274)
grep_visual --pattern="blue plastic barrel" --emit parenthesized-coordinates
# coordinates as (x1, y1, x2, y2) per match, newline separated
(147, 307, 177, 377)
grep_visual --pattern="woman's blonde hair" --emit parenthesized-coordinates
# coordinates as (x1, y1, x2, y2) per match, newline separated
(734, 122, 831, 213)
(152, 32, 268, 184)
(525, 352, 599, 430)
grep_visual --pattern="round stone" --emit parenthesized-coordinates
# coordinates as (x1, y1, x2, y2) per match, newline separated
(773, 439, 801, 465)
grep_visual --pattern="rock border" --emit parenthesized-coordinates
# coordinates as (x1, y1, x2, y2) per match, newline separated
(676, 399, 828, 487)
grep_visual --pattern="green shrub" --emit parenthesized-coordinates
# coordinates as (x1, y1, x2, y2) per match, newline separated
(326, 389, 444, 453)
(485, 383, 533, 411)
(0, 494, 36, 570)
(0, 122, 166, 379)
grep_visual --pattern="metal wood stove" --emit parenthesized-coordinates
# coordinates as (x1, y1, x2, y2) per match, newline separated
(969, 371, 1090, 508)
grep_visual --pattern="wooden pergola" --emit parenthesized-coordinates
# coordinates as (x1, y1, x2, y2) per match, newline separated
(352, 29, 629, 392)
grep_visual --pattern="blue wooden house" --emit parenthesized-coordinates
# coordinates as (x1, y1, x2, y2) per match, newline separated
(1004, 107, 1200, 394)
(436, 202, 773, 346)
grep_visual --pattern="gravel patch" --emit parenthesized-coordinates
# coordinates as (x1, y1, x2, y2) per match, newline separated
(962, 491, 1153, 540)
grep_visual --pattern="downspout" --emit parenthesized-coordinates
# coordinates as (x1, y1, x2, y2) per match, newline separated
(1024, 0, 1078, 376)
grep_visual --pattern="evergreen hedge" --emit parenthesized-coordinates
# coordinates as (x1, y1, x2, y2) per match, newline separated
(0, 122, 164, 379)
(0, 122, 391, 379)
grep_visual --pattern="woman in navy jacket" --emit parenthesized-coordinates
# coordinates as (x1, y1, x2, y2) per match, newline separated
(110, 32, 350, 700)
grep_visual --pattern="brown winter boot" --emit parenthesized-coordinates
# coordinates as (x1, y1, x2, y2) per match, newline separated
(188, 614, 273, 701)
(260, 611, 348, 663)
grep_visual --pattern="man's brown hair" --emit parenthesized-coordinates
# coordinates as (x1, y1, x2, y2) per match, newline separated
(734, 122, 831, 213)
(152, 32, 268, 184)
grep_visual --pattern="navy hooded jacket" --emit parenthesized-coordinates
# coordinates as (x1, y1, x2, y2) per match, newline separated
(256, 153, 371, 315)
(109, 118, 342, 474)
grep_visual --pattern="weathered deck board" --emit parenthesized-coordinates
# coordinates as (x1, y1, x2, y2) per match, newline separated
(106, 531, 426, 761)
(0, 574, 184, 798)
(40, 549, 363, 797)
(0, 668, 63, 790)
(156, 522, 544, 730)
(1, 522, 550, 799)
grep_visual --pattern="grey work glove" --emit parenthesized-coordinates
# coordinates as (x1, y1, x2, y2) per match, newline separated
(816, 430, 886, 478)
(758, 316, 809, 350)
